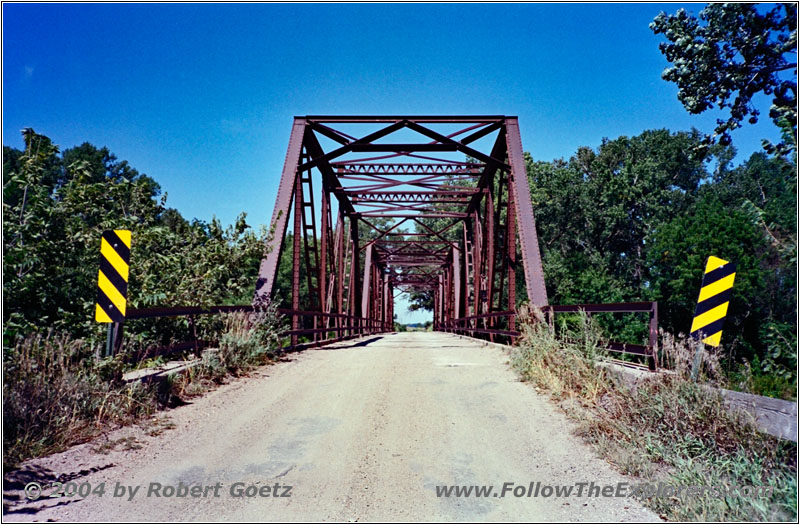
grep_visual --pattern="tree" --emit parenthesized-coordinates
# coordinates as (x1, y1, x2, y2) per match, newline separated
(651, 3, 798, 155)
(528, 129, 796, 395)
(3, 130, 267, 347)
(529, 129, 710, 302)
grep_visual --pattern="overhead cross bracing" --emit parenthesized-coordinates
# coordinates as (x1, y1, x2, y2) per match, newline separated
(253, 116, 548, 346)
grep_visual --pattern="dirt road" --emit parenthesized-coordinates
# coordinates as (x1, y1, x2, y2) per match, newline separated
(4, 332, 658, 522)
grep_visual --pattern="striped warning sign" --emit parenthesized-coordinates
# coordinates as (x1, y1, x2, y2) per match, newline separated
(690, 256, 736, 347)
(95, 230, 131, 323)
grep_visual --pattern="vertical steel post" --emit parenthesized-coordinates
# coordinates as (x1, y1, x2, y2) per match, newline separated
(104, 323, 114, 357)
(350, 217, 361, 334)
(319, 182, 329, 325)
(362, 243, 373, 335)
(291, 166, 303, 347)
(383, 273, 390, 330)
(472, 210, 482, 330)
(336, 210, 346, 332)
(485, 190, 495, 321)
(506, 170, 517, 332)
(453, 246, 461, 328)
(649, 302, 659, 370)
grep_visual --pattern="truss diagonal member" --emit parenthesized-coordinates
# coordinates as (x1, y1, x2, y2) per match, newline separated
(460, 121, 503, 145)
(404, 121, 510, 170)
(411, 218, 460, 251)
(253, 118, 306, 304)
(360, 218, 410, 251)
(505, 118, 548, 306)
(302, 131, 356, 215)
(308, 121, 355, 145)
(298, 120, 406, 172)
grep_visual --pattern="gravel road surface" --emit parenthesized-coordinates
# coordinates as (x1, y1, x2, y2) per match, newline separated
(4, 332, 659, 522)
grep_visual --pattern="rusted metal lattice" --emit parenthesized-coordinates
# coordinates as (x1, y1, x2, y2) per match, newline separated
(252, 116, 548, 346)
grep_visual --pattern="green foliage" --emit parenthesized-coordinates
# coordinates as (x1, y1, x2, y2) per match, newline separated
(200, 306, 286, 381)
(3, 306, 286, 468)
(2, 129, 288, 466)
(3, 332, 157, 468)
(651, 3, 798, 154)
(530, 130, 797, 396)
(3, 129, 267, 349)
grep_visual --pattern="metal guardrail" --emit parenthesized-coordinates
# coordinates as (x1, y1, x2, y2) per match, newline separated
(439, 301, 658, 370)
(114, 305, 392, 362)
(436, 311, 520, 338)
(116, 301, 657, 370)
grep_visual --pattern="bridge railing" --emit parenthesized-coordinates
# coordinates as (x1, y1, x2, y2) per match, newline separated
(436, 311, 520, 338)
(439, 301, 659, 370)
(115, 305, 391, 363)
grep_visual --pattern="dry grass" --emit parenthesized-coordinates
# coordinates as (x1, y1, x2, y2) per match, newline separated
(3, 305, 286, 469)
(3, 332, 157, 468)
(511, 305, 798, 522)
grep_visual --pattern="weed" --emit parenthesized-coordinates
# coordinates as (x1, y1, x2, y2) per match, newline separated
(3, 303, 285, 469)
(511, 305, 798, 521)
(3, 332, 158, 468)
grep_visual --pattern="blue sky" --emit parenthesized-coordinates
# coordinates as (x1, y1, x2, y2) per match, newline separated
(3, 3, 784, 323)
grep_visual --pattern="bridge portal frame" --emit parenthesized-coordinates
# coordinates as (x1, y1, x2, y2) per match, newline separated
(253, 116, 548, 346)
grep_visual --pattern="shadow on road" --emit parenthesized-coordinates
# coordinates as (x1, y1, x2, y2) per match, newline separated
(319, 336, 384, 349)
(3, 462, 115, 516)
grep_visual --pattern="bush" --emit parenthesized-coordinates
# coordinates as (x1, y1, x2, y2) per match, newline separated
(196, 304, 285, 382)
(3, 304, 286, 468)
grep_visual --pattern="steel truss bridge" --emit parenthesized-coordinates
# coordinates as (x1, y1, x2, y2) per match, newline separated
(123, 116, 658, 369)
(251, 116, 547, 346)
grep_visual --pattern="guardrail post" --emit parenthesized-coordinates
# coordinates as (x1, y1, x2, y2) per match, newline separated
(648, 302, 659, 370)
(112, 321, 125, 356)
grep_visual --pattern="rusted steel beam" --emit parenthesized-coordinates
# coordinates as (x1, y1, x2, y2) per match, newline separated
(291, 164, 303, 347)
(297, 120, 406, 172)
(361, 244, 373, 324)
(306, 115, 506, 123)
(319, 179, 330, 319)
(127, 305, 254, 319)
(507, 169, 517, 330)
(359, 212, 468, 219)
(505, 117, 548, 307)
(332, 163, 483, 175)
(349, 217, 361, 332)
(453, 246, 461, 320)
(303, 130, 356, 215)
(404, 121, 510, 170)
(253, 118, 306, 304)
(541, 302, 656, 313)
(350, 143, 461, 153)
(308, 121, 352, 145)
(451, 310, 516, 321)
(648, 302, 659, 370)
(250, 116, 561, 347)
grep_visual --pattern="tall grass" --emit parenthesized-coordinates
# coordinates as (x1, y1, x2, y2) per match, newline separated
(191, 304, 285, 384)
(511, 305, 798, 521)
(3, 305, 286, 469)
(3, 332, 156, 468)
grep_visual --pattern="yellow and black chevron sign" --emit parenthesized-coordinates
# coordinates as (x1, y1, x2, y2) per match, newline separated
(95, 230, 131, 323)
(690, 256, 736, 347)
